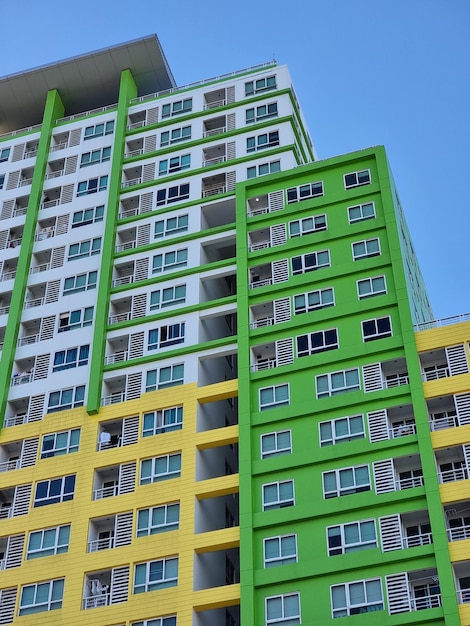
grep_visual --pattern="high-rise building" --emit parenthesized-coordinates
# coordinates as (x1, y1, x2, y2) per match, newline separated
(0, 34, 469, 626)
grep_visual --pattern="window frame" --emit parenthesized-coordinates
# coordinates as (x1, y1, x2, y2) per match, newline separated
(322, 465, 371, 499)
(19, 578, 64, 615)
(83, 120, 114, 140)
(262, 479, 295, 511)
(264, 534, 298, 567)
(134, 557, 178, 594)
(150, 284, 186, 311)
(41, 428, 80, 458)
(148, 322, 185, 350)
(296, 328, 339, 357)
(357, 276, 387, 299)
(80, 146, 111, 167)
(142, 407, 183, 436)
(145, 364, 184, 392)
(33, 475, 76, 507)
(47, 385, 85, 413)
(327, 520, 377, 556)
(63, 271, 97, 295)
(289, 214, 327, 237)
(52, 344, 89, 372)
(293, 287, 334, 314)
(154, 214, 189, 239)
(348, 201, 376, 223)
(330, 577, 383, 618)
(0, 147, 11, 163)
(291, 250, 330, 275)
(131, 617, 177, 626)
(156, 183, 190, 207)
(160, 125, 191, 147)
(158, 154, 191, 176)
(68, 237, 101, 260)
(259, 384, 290, 411)
(261, 430, 292, 459)
(344, 169, 371, 189)
(58, 306, 93, 332)
(76, 175, 108, 197)
(316, 368, 360, 399)
(152, 248, 188, 274)
(162, 98, 192, 118)
(246, 131, 280, 153)
(26, 525, 70, 559)
(247, 160, 281, 179)
(265, 592, 301, 625)
(352, 237, 381, 260)
(245, 75, 277, 96)
(362, 316, 392, 342)
(319, 415, 365, 447)
(286, 181, 324, 204)
(136, 503, 180, 537)
(140, 453, 182, 485)
(71, 205, 104, 228)
(245, 102, 278, 123)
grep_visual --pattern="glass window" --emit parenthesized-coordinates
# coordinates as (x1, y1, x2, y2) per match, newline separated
(296, 329, 338, 356)
(291, 250, 330, 275)
(155, 214, 189, 239)
(41, 429, 80, 458)
(27, 525, 70, 559)
(137, 503, 180, 537)
(0, 147, 11, 162)
(261, 430, 292, 458)
(134, 557, 178, 593)
(352, 238, 381, 260)
(262, 480, 294, 510)
(316, 368, 360, 399)
(265, 592, 300, 625)
(259, 384, 290, 411)
(362, 316, 392, 341)
(287, 181, 324, 203)
(47, 385, 85, 412)
(34, 475, 76, 507)
(344, 169, 371, 189)
(348, 202, 375, 223)
(264, 534, 297, 567)
(162, 98, 192, 118)
(294, 288, 334, 314)
(146, 364, 184, 392)
(143, 407, 183, 436)
(68, 237, 101, 260)
(19, 579, 64, 615)
(160, 126, 191, 147)
(327, 520, 377, 556)
(331, 578, 383, 618)
(247, 160, 280, 179)
(246, 102, 278, 123)
(323, 465, 370, 499)
(76, 176, 108, 196)
(140, 453, 182, 485)
(84, 120, 114, 140)
(245, 75, 277, 96)
(289, 214, 327, 237)
(357, 276, 387, 299)
(246, 131, 279, 152)
(319, 415, 365, 446)
(131, 618, 176, 626)
(72, 205, 104, 228)
(63, 271, 97, 295)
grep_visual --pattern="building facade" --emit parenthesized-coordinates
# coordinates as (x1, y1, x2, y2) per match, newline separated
(0, 35, 469, 626)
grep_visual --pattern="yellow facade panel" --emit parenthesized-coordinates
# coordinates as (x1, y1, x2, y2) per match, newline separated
(415, 321, 470, 352)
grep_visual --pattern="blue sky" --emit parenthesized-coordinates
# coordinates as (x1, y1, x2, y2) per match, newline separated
(2, 0, 469, 319)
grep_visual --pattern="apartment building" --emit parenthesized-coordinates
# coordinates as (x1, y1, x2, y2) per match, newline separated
(0, 34, 469, 626)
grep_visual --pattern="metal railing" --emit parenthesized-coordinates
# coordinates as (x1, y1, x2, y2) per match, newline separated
(203, 156, 226, 167)
(0, 459, 20, 472)
(438, 467, 468, 484)
(415, 312, 470, 331)
(45, 170, 64, 180)
(447, 523, 470, 542)
(105, 350, 128, 365)
(50, 142, 68, 152)
(101, 393, 126, 406)
(56, 104, 117, 124)
(0, 123, 41, 139)
(88, 537, 114, 552)
(248, 241, 270, 252)
(124, 148, 144, 158)
(82, 593, 110, 610)
(0, 305, 10, 315)
(423, 365, 450, 382)
(405, 532, 432, 548)
(458, 589, 470, 604)
(0, 507, 13, 520)
(121, 177, 141, 188)
(398, 476, 424, 490)
(13, 207, 27, 217)
(390, 423, 416, 438)
(18, 178, 33, 187)
(93, 484, 118, 500)
(204, 98, 226, 110)
(384, 374, 409, 388)
(251, 358, 276, 372)
(111, 275, 133, 288)
(18, 334, 39, 346)
(429, 413, 458, 431)
(35, 228, 55, 241)
(203, 126, 226, 138)
(411, 593, 442, 611)
(115, 241, 136, 252)
(24, 297, 44, 309)
(40, 198, 60, 210)
(0, 270, 16, 282)
(202, 184, 226, 197)
(250, 316, 274, 329)
(11, 371, 34, 386)
(108, 312, 130, 324)
(4, 414, 27, 428)
(250, 277, 272, 289)
(30, 262, 50, 274)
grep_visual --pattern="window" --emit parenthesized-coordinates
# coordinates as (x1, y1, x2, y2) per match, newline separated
(19, 579, 64, 615)
(289, 214, 326, 237)
(246, 102, 278, 123)
(162, 98, 192, 118)
(137, 503, 180, 537)
(132, 618, 176, 626)
(26, 525, 70, 559)
(80, 146, 111, 167)
(143, 407, 183, 436)
(294, 288, 334, 314)
(245, 75, 277, 96)
(53, 345, 89, 371)
(352, 238, 381, 260)
(0, 174, 4, 190)
(247, 131, 279, 152)
(140, 453, 182, 485)
(287, 181, 324, 203)
(316, 368, 360, 399)
(156, 184, 190, 207)
(323, 465, 370, 499)
(68, 237, 101, 260)
(148, 323, 185, 350)
(261, 430, 292, 458)
(331, 578, 383, 618)
(158, 154, 191, 176)
(150, 285, 186, 311)
(264, 534, 297, 567)
(34, 475, 76, 507)
(327, 520, 377, 556)
(344, 169, 371, 189)
(265, 592, 300, 625)
(319, 415, 365, 446)
(76, 175, 108, 196)
(291, 250, 330, 275)
(362, 316, 392, 342)
(58, 307, 93, 332)
(160, 125, 191, 146)
(247, 160, 281, 179)
(154, 214, 189, 238)
(262, 480, 294, 510)
(84, 120, 114, 140)
(63, 271, 97, 295)
(146, 364, 184, 391)
(259, 384, 290, 411)
(152, 249, 188, 273)
(71, 204, 104, 228)
(0, 147, 11, 162)
(348, 202, 375, 223)
(134, 557, 178, 594)
(357, 276, 387, 299)
(41, 429, 80, 458)
(47, 385, 85, 413)
(297, 329, 338, 356)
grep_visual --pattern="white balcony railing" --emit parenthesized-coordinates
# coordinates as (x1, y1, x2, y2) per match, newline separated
(203, 156, 226, 167)
(411, 593, 442, 611)
(249, 278, 272, 289)
(250, 316, 274, 329)
(105, 351, 128, 365)
(36, 228, 55, 241)
(429, 414, 458, 431)
(202, 185, 226, 197)
(0, 305, 10, 315)
(398, 476, 424, 490)
(4, 414, 27, 428)
(390, 423, 416, 438)
(111, 275, 133, 287)
(82, 593, 110, 610)
(88, 537, 114, 552)
(13, 207, 27, 217)
(24, 149, 38, 159)
(384, 374, 410, 388)
(115, 241, 136, 252)
(405, 532, 433, 548)
(121, 177, 141, 188)
(30, 262, 50, 274)
(251, 358, 276, 372)
(124, 148, 143, 158)
(447, 524, 470, 542)
(108, 312, 130, 324)
(24, 297, 44, 309)
(0, 271, 16, 282)
(50, 142, 68, 152)
(438, 467, 468, 484)
(44, 170, 64, 180)
(18, 334, 39, 346)
(0, 459, 20, 472)
(204, 98, 226, 110)
(101, 393, 126, 406)
(93, 484, 118, 500)
(0, 507, 12, 520)
(457, 589, 470, 604)
(423, 365, 450, 382)
(40, 198, 60, 210)
(18, 178, 33, 187)
(248, 241, 270, 252)
(11, 371, 34, 386)
(203, 126, 226, 138)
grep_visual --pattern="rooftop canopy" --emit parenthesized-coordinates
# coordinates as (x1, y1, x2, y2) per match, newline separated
(0, 35, 175, 135)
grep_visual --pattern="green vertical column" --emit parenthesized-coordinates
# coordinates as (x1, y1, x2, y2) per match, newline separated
(86, 69, 137, 414)
(378, 149, 461, 626)
(0, 90, 64, 429)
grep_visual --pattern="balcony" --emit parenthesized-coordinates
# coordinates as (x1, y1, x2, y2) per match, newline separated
(204, 87, 228, 110)
(368, 404, 416, 443)
(121, 165, 142, 188)
(420, 345, 469, 381)
(386, 569, 441, 614)
(202, 173, 228, 198)
(454, 562, 470, 606)
(445, 503, 470, 541)
(436, 447, 469, 484)
(373, 455, 423, 495)
(82, 565, 129, 609)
